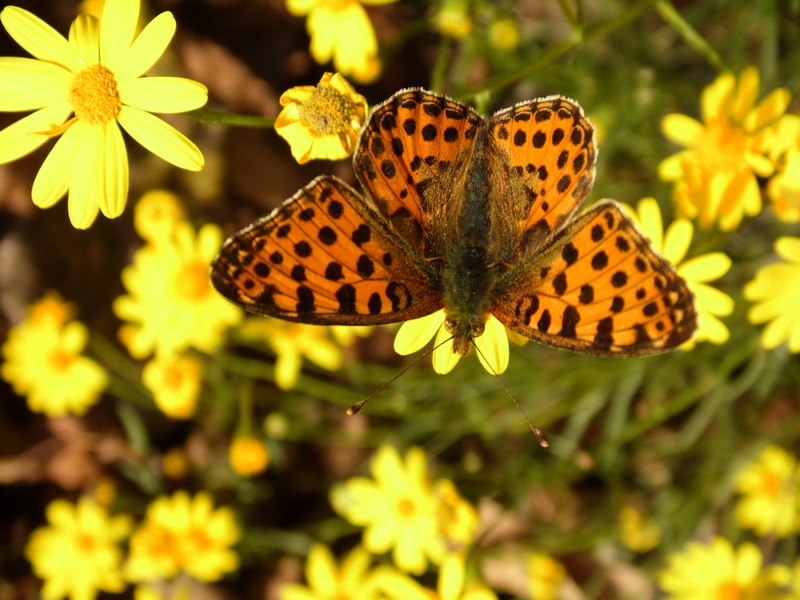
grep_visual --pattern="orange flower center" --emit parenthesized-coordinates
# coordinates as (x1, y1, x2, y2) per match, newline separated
(68, 64, 121, 125)
(49, 349, 73, 371)
(299, 85, 355, 136)
(175, 262, 211, 300)
(397, 497, 416, 518)
(701, 118, 748, 173)
(716, 581, 741, 600)
(760, 470, 782, 497)
(75, 533, 96, 552)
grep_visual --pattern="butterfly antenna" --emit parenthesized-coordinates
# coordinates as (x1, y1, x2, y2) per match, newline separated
(471, 344, 550, 448)
(347, 336, 455, 416)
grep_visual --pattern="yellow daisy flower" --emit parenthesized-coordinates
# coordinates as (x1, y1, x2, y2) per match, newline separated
(274, 72, 367, 164)
(1, 293, 107, 416)
(133, 189, 186, 243)
(626, 197, 733, 346)
(394, 309, 510, 375)
(125, 491, 240, 583)
(658, 67, 791, 231)
(744, 236, 800, 352)
(659, 537, 789, 600)
(734, 445, 800, 538)
(434, 0, 473, 39)
(238, 317, 343, 390)
(0, 0, 207, 229)
(375, 553, 498, 600)
(280, 544, 388, 600)
(285, 1, 394, 83)
(141, 353, 202, 419)
(528, 554, 567, 600)
(25, 496, 132, 600)
(768, 144, 800, 222)
(229, 436, 270, 477)
(618, 505, 661, 553)
(114, 209, 242, 359)
(330, 445, 448, 575)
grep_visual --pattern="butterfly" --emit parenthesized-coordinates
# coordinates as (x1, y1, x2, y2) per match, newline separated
(210, 89, 697, 363)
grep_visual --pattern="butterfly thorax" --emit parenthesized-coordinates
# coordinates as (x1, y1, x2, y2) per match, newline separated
(440, 130, 498, 356)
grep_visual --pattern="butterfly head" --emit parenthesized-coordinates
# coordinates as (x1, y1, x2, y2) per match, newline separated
(445, 315, 486, 356)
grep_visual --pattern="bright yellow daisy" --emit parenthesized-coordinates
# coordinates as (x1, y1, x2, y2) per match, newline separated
(25, 496, 132, 600)
(744, 237, 800, 352)
(734, 445, 800, 538)
(229, 435, 270, 478)
(528, 554, 567, 600)
(141, 353, 202, 419)
(626, 197, 733, 346)
(330, 445, 447, 575)
(280, 544, 389, 600)
(375, 553, 498, 600)
(1, 293, 107, 416)
(125, 491, 240, 583)
(658, 67, 791, 231)
(394, 309, 510, 375)
(285, 1, 395, 83)
(114, 208, 242, 358)
(618, 505, 661, 553)
(275, 72, 367, 164)
(0, 0, 207, 229)
(659, 537, 789, 600)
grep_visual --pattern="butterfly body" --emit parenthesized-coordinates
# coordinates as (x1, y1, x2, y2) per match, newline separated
(212, 89, 697, 360)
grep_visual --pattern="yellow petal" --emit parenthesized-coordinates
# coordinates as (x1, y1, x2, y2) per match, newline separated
(32, 124, 81, 208)
(394, 310, 445, 355)
(438, 555, 465, 600)
(306, 544, 337, 594)
(68, 14, 100, 65)
(119, 77, 208, 113)
(692, 282, 734, 317)
(432, 325, 460, 374)
(636, 197, 663, 252)
(661, 114, 703, 148)
(114, 11, 176, 81)
(0, 6, 82, 72)
(117, 106, 204, 170)
(775, 236, 800, 262)
(743, 151, 774, 178)
(67, 121, 101, 228)
(694, 309, 730, 344)
(99, 0, 139, 70)
(97, 120, 129, 218)
(0, 57, 71, 111)
(662, 219, 692, 264)
(700, 71, 735, 122)
(745, 88, 791, 132)
(474, 315, 509, 374)
(0, 102, 72, 163)
(678, 252, 731, 282)
(657, 150, 692, 181)
(731, 66, 759, 122)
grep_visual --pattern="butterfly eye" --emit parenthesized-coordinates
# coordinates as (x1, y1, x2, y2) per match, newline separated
(444, 318, 457, 334)
(471, 322, 485, 338)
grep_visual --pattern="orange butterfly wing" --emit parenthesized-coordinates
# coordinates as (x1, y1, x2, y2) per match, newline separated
(492, 201, 697, 356)
(487, 96, 597, 261)
(353, 89, 484, 257)
(211, 176, 442, 325)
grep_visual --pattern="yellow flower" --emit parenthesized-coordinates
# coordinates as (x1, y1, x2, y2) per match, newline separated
(142, 353, 202, 419)
(1, 293, 107, 416)
(528, 554, 566, 600)
(394, 308, 510, 375)
(133, 189, 186, 244)
(434, 480, 479, 549)
(125, 491, 240, 583)
(618, 505, 661, 553)
(768, 144, 800, 222)
(286, 1, 393, 83)
(239, 317, 343, 390)
(274, 72, 367, 164)
(280, 544, 389, 600)
(330, 445, 448, 574)
(626, 197, 733, 346)
(434, 0, 473, 39)
(114, 212, 242, 359)
(658, 67, 791, 231)
(161, 447, 190, 480)
(229, 436, 269, 477)
(744, 237, 800, 352)
(0, 1, 206, 229)
(659, 537, 789, 600)
(488, 18, 521, 53)
(25, 496, 132, 600)
(375, 553, 498, 600)
(734, 445, 800, 538)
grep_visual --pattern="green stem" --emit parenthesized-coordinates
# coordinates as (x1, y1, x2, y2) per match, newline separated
(188, 109, 276, 128)
(430, 37, 452, 93)
(556, 0, 577, 26)
(655, 0, 728, 73)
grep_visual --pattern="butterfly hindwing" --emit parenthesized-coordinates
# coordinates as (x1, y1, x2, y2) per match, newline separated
(211, 176, 443, 325)
(354, 89, 484, 257)
(487, 96, 597, 261)
(492, 201, 697, 356)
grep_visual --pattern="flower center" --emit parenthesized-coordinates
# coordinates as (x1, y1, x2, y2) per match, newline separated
(299, 86, 355, 136)
(701, 118, 747, 173)
(397, 497, 416, 518)
(49, 349, 73, 372)
(716, 581, 741, 600)
(175, 262, 211, 300)
(75, 533, 96, 553)
(68, 64, 121, 125)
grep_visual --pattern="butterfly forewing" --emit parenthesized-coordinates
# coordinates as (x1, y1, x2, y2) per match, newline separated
(487, 96, 597, 261)
(211, 176, 442, 325)
(354, 89, 484, 257)
(492, 201, 697, 356)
